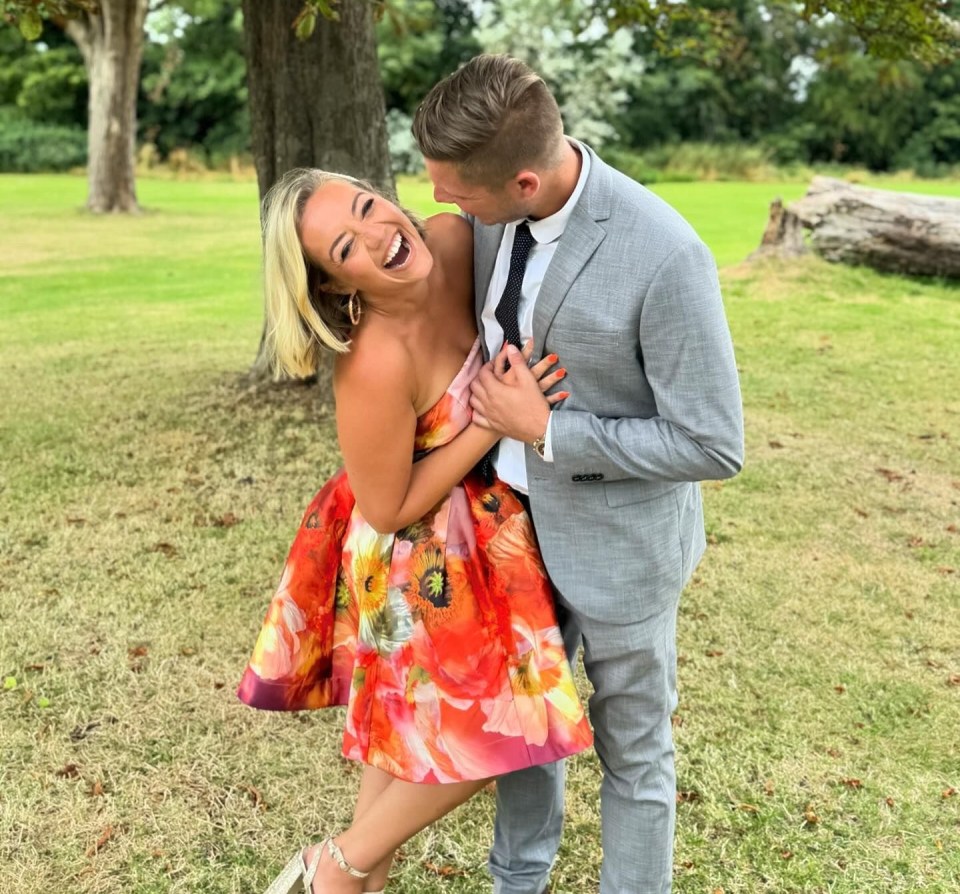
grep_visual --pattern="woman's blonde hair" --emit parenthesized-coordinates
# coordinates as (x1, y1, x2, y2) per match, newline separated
(261, 168, 365, 378)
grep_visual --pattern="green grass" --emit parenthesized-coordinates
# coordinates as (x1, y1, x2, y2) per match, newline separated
(2, 173, 959, 894)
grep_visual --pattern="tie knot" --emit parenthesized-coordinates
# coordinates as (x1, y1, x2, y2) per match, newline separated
(513, 222, 535, 255)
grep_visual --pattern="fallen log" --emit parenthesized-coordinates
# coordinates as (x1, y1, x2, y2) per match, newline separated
(750, 176, 960, 279)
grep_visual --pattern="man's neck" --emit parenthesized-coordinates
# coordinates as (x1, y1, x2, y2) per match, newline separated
(527, 141, 583, 221)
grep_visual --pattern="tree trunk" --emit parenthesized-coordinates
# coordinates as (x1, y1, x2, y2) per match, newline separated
(65, 0, 148, 213)
(241, 0, 394, 383)
(751, 176, 960, 279)
(241, 0, 394, 201)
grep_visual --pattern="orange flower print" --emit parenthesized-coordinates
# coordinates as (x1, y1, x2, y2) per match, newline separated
(238, 337, 592, 781)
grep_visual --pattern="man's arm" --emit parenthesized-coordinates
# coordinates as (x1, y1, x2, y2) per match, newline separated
(473, 240, 744, 483)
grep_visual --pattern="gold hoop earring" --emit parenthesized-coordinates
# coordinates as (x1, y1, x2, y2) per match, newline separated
(347, 293, 362, 326)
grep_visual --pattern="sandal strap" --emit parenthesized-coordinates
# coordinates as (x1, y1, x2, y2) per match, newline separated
(324, 837, 369, 879)
(301, 846, 322, 887)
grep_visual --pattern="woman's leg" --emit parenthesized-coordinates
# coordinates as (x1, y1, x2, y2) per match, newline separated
(308, 776, 490, 893)
(352, 767, 396, 891)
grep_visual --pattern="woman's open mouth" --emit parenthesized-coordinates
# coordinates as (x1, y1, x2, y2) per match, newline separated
(383, 231, 411, 269)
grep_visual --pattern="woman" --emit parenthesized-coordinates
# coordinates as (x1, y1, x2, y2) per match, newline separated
(237, 168, 592, 894)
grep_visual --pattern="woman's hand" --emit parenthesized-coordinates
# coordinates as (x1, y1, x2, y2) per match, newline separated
(471, 340, 569, 440)
(518, 339, 570, 406)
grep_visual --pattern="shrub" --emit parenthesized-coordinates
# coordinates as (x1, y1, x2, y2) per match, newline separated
(0, 106, 86, 172)
(607, 142, 779, 183)
(386, 108, 423, 176)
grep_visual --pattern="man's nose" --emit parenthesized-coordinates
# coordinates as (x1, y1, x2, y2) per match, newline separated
(433, 186, 451, 204)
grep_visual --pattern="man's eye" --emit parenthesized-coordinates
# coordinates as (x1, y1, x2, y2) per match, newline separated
(361, 198, 374, 217)
(340, 240, 352, 262)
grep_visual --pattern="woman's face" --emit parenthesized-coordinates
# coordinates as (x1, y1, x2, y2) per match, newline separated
(299, 179, 433, 297)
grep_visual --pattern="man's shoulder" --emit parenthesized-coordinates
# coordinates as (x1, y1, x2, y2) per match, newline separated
(590, 151, 702, 249)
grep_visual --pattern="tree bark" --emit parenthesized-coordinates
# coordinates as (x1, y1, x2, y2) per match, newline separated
(751, 176, 960, 279)
(241, 0, 394, 201)
(65, 0, 149, 213)
(241, 0, 394, 383)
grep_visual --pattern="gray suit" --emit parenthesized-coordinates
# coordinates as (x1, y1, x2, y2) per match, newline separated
(477, 146, 744, 893)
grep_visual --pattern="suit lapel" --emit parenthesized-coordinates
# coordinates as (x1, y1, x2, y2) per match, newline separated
(532, 148, 612, 347)
(473, 222, 504, 336)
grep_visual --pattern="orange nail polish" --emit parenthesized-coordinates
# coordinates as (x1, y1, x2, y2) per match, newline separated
(547, 354, 559, 364)
(556, 368, 567, 378)
(558, 391, 570, 400)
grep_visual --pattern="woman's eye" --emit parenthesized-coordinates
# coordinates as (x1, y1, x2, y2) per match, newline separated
(361, 198, 374, 217)
(340, 240, 352, 262)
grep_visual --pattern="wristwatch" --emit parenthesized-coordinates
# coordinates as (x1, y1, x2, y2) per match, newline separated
(531, 422, 548, 459)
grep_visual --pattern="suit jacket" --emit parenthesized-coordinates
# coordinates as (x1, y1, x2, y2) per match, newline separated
(473, 145, 744, 625)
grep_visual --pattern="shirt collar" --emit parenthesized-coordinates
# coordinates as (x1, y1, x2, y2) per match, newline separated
(524, 139, 591, 245)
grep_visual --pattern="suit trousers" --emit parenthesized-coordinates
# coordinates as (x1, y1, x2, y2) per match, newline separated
(489, 568, 680, 894)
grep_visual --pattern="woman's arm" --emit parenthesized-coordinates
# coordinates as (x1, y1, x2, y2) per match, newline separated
(334, 339, 498, 535)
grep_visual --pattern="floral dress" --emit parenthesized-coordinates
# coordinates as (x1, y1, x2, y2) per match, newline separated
(237, 338, 593, 783)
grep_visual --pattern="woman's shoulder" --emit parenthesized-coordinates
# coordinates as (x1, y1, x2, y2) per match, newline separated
(334, 328, 414, 397)
(425, 212, 473, 259)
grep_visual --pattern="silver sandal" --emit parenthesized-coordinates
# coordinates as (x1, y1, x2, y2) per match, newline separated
(263, 838, 370, 893)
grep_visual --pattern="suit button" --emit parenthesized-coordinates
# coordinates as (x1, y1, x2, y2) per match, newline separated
(595, 473, 604, 481)
(572, 474, 583, 482)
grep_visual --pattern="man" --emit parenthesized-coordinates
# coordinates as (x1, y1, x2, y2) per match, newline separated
(412, 55, 744, 894)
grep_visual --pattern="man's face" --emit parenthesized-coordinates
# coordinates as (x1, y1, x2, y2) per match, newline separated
(424, 159, 530, 225)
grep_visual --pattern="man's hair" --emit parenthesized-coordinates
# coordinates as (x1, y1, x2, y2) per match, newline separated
(412, 54, 565, 186)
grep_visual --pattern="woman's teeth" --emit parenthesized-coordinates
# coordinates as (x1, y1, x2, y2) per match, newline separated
(384, 233, 403, 267)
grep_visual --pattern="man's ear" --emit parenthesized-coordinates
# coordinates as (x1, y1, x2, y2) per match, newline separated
(512, 170, 541, 200)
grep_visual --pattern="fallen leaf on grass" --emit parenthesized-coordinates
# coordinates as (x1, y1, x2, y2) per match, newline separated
(803, 805, 820, 825)
(780, 851, 793, 860)
(179, 646, 196, 657)
(89, 781, 104, 797)
(834, 685, 846, 694)
(841, 778, 863, 789)
(768, 440, 784, 449)
(735, 803, 760, 812)
(936, 566, 956, 576)
(947, 676, 960, 687)
(25, 663, 46, 671)
(876, 467, 904, 482)
(764, 780, 775, 796)
(946, 524, 958, 534)
(943, 788, 957, 799)
(853, 507, 869, 518)
(213, 513, 240, 528)
(149, 542, 178, 558)
(677, 790, 700, 804)
(422, 861, 466, 878)
(56, 763, 81, 778)
(907, 536, 929, 548)
(705, 649, 724, 658)
(128, 645, 149, 658)
(85, 825, 115, 857)
(826, 747, 842, 758)
(66, 516, 87, 526)
(242, 785, 265, 810)
(885, 797, 895, 807)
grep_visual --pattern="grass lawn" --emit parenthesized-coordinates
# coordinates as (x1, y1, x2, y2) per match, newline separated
(1, 172, 958, 894)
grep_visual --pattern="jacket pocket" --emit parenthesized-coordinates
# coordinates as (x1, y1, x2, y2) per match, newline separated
(603, 479, 678, 508)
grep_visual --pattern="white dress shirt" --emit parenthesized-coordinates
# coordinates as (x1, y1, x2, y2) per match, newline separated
(481, 141, 591, 494)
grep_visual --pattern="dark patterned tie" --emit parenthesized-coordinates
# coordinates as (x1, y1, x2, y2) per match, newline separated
(494, 222, 535, 349)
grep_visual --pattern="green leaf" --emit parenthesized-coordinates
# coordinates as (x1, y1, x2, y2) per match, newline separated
(37, 696, 51, 708)
(295, 12, 317, 40)
(3, 676, 17, 691)
(19, 10, 43, 42)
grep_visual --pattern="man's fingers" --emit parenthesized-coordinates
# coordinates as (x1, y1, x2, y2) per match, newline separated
(492, 344, 510, 380)
(521, 338, 535, 363)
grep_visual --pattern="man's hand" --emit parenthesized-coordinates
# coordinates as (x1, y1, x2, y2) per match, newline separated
(470, 341, 569, 441)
